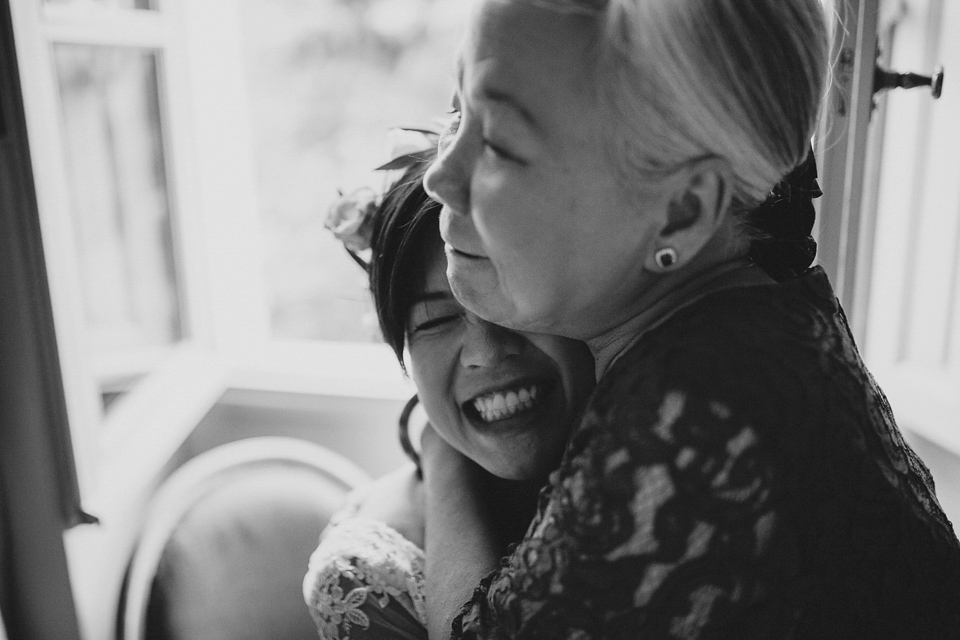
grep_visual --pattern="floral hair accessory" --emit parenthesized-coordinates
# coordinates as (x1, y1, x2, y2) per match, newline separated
(325, 126, 440, 270)
(325, 187, 378, 254)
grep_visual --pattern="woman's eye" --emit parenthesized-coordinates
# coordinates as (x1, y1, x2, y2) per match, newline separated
(438, 110, 461, 155)
(412, 314, 460, 334)
(482, 138, 517, 162)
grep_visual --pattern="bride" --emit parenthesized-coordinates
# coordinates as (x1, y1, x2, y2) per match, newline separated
(303, 142, 595, 639)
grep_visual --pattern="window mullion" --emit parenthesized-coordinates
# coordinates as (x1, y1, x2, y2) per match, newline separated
(175, 0, 272, 354)
(41, 5, 169, 48)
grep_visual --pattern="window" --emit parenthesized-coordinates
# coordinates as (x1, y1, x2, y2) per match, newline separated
(53, 43, 182, 401)
(11, 0, 465, 482)
(8, 1, 463, 636)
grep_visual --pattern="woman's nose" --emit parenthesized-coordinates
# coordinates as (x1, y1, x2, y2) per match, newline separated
(424, 141, 469, 216)
(459, 318, 525, 369)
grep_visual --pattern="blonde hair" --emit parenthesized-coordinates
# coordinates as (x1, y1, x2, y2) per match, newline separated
(525, 0, 830, 207)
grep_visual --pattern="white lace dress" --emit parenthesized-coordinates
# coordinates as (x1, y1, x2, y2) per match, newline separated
(303, 494, 427, 640)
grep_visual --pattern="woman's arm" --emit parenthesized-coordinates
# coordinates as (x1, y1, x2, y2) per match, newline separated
(303, 464, 431, 639)
(421, 427, 501, 640)
(444, 385, 793, 639)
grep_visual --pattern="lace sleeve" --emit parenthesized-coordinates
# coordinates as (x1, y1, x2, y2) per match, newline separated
(450, 274, 960, 638)
(304, 517, 428, 640)
(452, 385, 795, 640)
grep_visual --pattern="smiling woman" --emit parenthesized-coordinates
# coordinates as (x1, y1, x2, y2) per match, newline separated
(408, 248, 594, 480)
(303, 147, 595, 639)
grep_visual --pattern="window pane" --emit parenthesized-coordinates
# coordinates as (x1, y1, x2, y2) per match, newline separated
(239, 0, 467, 342)
(44, 0, 154, 10)
(53, 45, 182, 357)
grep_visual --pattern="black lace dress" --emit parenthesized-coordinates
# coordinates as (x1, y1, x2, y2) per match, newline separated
(452, 267, 960, 640)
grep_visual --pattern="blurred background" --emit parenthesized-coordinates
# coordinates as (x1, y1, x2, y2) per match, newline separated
(1, 0, 958, 639)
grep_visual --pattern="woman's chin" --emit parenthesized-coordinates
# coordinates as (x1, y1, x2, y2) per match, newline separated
(477, 446, 563, 482)
(482, 461, 541, 482)
(446, 257, 518, 327)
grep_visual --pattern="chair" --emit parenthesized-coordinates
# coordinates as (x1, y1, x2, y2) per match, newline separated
(119, 437, 370, 640)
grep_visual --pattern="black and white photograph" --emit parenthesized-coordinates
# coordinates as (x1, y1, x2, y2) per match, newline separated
(1, 0, 959, 638)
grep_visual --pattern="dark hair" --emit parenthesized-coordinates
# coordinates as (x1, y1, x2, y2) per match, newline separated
(747, 146, 822, 281)
(368, 149, 441, 368)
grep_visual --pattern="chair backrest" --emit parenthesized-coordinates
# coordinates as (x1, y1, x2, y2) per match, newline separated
(120, 437, 370, 640)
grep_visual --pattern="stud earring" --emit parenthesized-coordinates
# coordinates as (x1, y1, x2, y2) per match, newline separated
(655, 247, 679, 270)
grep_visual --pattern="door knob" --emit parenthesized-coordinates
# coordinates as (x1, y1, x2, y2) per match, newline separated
(874, 64, 945, 99)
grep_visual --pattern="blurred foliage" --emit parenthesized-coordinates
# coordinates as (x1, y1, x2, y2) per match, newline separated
(239, 0, 465, 342)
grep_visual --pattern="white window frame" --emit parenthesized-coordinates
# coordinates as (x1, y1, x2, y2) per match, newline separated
(9, 2, 412, 637)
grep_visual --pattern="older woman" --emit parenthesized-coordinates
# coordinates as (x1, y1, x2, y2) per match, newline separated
(419, 1, 960, 638)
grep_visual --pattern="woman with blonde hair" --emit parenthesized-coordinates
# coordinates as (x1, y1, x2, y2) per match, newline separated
(419, 1, 960, 638)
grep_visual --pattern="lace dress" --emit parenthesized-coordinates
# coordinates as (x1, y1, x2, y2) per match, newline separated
(452, 267, 960, 640)
(304, 493, 427, 640)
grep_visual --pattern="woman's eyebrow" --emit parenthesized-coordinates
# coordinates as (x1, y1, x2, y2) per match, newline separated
(412, 290, 453, 304)
(457, 54, 538, 132)
(480, 87, 539, 131)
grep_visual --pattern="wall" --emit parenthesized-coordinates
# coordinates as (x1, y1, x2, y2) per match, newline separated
(905, 430, 960, 535)
(181, 389, 410, 479)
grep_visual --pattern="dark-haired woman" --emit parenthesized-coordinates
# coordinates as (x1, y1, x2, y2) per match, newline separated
(303, 149, 595, 640)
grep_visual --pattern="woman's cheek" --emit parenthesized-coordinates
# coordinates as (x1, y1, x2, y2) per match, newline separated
(471, 170, 521, 243)
(409, 342, 462, 447)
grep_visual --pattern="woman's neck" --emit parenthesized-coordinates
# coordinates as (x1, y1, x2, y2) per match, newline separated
(588, 256, 774, 380)
(479, 474, 546, 551)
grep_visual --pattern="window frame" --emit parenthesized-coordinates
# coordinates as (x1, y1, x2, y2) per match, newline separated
(8, 2, 412, 637)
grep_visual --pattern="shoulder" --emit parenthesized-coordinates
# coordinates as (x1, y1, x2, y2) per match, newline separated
(592, 273, 840, 442)
(304, 517, 427, 633)
(563, 274, 846, 517)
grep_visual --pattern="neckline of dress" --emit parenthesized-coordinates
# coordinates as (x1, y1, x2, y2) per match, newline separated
(596, 261, 775, 380)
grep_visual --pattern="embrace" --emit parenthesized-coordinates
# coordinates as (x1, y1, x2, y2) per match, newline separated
(306, 1, 960, 639)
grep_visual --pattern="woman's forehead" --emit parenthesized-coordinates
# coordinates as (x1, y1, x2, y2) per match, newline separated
(459, 1, 598, 123)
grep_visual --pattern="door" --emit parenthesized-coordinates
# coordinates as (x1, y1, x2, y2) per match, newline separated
(862, 0, 960, 454)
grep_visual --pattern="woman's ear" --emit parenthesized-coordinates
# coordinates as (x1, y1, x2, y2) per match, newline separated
(644, 157, 733, 272)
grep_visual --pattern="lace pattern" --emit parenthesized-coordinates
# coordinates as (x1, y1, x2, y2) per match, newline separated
(304, 512, 426, 640)
(452, 268, 960, 640)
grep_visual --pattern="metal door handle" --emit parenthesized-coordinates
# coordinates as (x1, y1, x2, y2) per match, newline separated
(874, 64, 945, 99)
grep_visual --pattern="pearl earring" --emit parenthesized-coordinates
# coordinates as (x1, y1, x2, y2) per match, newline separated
(655, 247, 679, 270)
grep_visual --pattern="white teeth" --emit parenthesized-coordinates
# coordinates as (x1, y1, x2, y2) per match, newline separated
(471, 384, 541, 423)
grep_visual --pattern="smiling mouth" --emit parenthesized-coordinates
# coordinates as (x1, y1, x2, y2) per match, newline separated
(465, 381, 552, 424)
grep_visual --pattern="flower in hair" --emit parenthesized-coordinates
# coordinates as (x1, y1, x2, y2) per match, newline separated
(326, 126, 441, 267)
(325, 187, 378, 253)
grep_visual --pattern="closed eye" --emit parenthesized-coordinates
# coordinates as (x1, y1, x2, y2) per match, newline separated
(483, 137, 519, 162)
(411, 314, 460, 334)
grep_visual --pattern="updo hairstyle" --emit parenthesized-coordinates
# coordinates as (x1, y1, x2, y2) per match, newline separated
(527, 0, 830, 211)
(368, 149, 442, 369)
